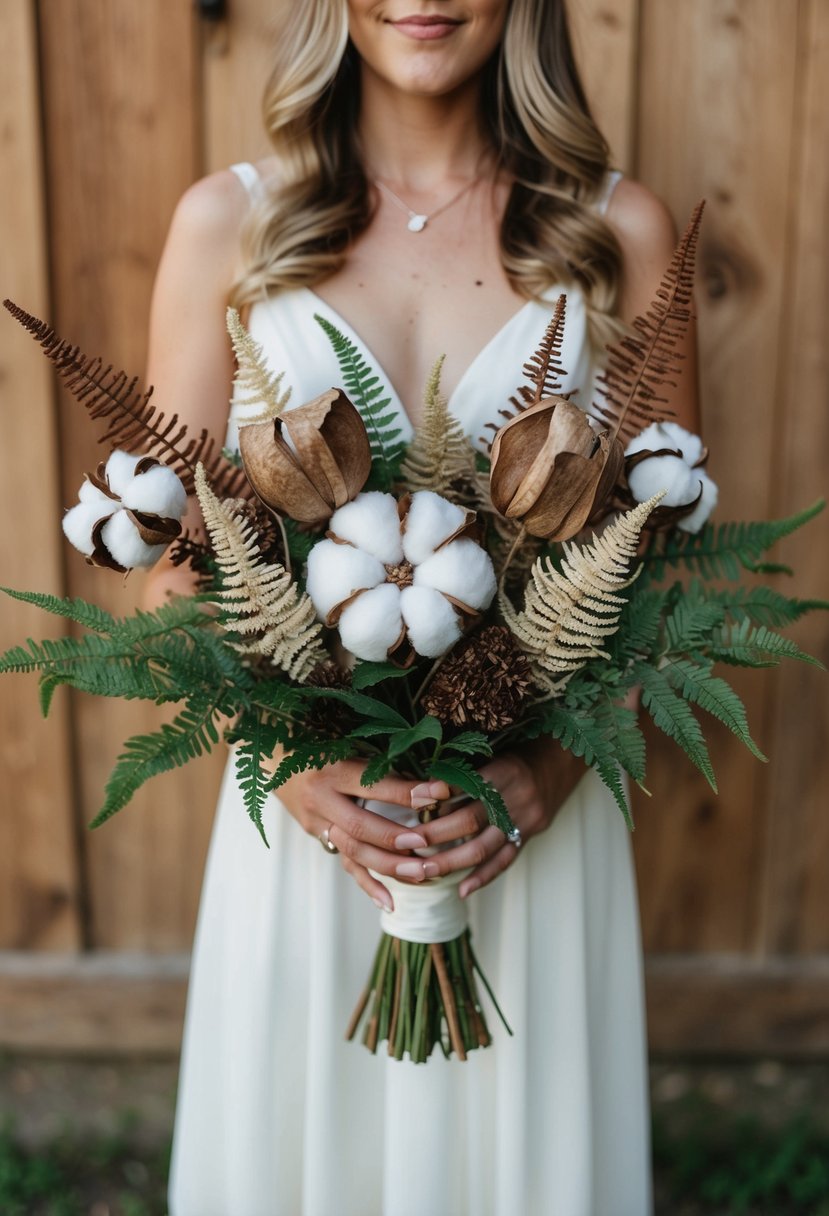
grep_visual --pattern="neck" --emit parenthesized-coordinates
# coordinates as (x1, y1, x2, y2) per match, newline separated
(357, 67, 493, 190)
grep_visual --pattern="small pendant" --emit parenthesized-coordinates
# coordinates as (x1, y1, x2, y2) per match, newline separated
(407, 214, 428, 233)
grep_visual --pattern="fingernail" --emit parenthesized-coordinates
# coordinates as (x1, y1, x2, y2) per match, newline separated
(411, 781, 446, 800)
(373, 896, 393, 912)
(395, 831, 428, 850)
(395, 861, 428, 880)
(459, 879, 479, 899)
(411, 796, 439, 811)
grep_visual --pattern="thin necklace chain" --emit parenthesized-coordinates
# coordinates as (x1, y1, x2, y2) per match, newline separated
(374, 175, 480, 233)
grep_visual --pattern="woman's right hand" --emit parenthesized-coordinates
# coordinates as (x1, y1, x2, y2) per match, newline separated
(275, 761, 450, 911)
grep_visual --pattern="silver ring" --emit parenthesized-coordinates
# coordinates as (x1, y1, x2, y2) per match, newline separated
(319, 827, 339, 855)
(507, 828, 522, 850)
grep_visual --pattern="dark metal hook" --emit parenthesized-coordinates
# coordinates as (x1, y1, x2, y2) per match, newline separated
(197, 0, 227, 20)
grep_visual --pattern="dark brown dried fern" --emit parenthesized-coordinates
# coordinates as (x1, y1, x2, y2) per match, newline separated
(592, 200, 705, 445)
(3, 299, 250, 499)
(481, 293, 568, 449)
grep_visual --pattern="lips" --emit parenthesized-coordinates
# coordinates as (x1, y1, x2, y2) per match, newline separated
(390, 13, 463, 39)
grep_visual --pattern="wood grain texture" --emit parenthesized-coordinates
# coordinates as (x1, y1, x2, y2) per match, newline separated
(200, 0, 275, 174)
(568, 0, 640, 171)
(759, 0, 829, 954)
(631, 0, 803, 953)
(5, 952, 829, 1057)
(36, 0, 222, 950)
(0, 0, 82, 951)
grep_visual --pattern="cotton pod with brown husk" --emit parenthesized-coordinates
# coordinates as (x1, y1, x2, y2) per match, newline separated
(489, 395, 624, 541)
(62, 450, 187, 572)
(239, 388, 372, 526)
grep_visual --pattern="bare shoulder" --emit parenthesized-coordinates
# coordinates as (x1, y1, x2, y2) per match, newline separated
(166, 168, 251, 275)
(605, 178, 679, 263)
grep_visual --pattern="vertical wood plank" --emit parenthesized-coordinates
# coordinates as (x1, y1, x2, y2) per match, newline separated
(631, 0, 801, 952)
(0, 0, 82, 950)
(201, 0, 276, 175)
(568, 0, 640, 172)
(760, 0, 829, 954)
(37, 0, 222, 950)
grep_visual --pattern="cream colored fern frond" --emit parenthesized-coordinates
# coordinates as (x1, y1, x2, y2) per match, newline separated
(226, 307, 291, 425)
(195, 464, 325, 682)
(505, 494, 664, 692)
(401, 355, 477, 494)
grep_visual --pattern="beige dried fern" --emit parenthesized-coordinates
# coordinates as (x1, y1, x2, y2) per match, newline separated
(226, 307, 291, 425)
(195, 464, 325, 682)
(502, 494, 664, 692)
(400, 355, 476, 494)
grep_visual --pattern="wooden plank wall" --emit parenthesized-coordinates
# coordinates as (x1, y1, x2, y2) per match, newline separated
(0, 0, 826, 1055)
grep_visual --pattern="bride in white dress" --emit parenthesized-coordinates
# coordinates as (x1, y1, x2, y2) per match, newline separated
(144, 3, 700, 1213)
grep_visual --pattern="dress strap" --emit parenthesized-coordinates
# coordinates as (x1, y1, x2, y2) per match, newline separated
(229, 161, 266, 206)
(594, 169, 623, 216)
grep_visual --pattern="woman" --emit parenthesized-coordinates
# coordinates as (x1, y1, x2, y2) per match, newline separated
(147, 3, 700, 1213)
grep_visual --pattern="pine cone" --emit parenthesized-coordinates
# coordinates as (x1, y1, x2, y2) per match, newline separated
(422, 625, 533, 732)
(304, 661, 354, 738)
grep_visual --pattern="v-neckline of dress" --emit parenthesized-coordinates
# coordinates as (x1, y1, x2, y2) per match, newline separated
(300, 285, 552, 428)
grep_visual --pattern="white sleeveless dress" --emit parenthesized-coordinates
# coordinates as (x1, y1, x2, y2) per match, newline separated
(168, 163, 652, 1216)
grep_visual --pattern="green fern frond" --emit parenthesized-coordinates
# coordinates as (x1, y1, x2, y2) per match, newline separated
(710, 585, 829, 628)
(196, 465, 326, 681)
(643, 501, 825, 580)
(540, 703, 632, 827)
(663, 583, 726, 653)
(89, 696, 223, 827)
(400, 355, 476, 494)
(611, 588, 669, 661)
(634, 663, 716, 789)
(233, 713, 291, 845)
(708, 619, 825, 669)
(268, 738, 354, 790)
(662, 657, 766, 760)
(1, 587, 117, 635)
(226, 307, 291, 424)
(315, 314, 404, 490)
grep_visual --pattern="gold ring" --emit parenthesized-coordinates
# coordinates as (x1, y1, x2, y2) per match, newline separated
(319, 827, 339, 855)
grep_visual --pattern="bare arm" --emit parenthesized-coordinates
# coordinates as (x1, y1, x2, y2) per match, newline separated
(141, 169, 248, 607)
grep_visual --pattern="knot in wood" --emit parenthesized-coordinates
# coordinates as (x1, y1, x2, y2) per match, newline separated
(385, 560, 415, 589)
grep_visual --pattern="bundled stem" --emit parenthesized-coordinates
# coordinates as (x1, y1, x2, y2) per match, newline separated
(347, 929, 510, 1063)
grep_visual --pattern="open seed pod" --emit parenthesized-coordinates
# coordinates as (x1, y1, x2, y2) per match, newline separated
(239, 388, 372, 525)
(489, 396, 624, 541)
(618, 420, 718, 533)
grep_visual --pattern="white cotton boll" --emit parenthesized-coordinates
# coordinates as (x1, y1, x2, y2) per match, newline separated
(624, 421, 678, 458)
(402, 491, 467, 566)
(78, 480, 116, 508)
(104, 450, 143, 496)
(414, 538, 497, 611)
(399, 585, 462, 658)
(677, 469, 719, 533)
(100, 510, 167, 569)
(338, 583, 403, 661)
(62, 500, 112, 556)
(328, 492, 403, 565)
(305, 538, 386, 622)
(627, 454, 698, 508)
(121, 464, 188, 520)
(660, 421, 705, 466)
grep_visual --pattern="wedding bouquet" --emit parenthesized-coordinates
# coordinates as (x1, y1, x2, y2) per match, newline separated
(2, 203, 824, 1063)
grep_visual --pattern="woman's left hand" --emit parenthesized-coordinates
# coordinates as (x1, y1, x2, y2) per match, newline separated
(406, 747, 585, 898)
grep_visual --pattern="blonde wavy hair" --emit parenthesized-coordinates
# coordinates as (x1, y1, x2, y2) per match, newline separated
(232, 0, 624, 347)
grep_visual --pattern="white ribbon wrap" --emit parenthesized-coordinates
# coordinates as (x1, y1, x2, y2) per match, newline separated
(361, 796, 472, 944)
(375, 871, 472, 944)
